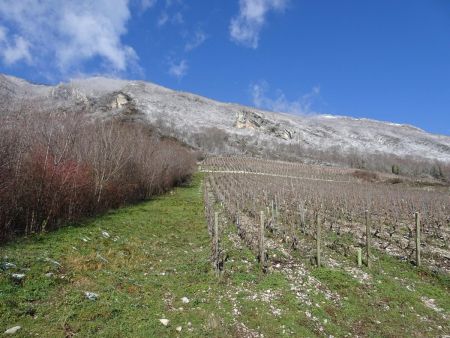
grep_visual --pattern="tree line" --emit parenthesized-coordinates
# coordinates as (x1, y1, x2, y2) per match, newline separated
(0, 104, 196, 242)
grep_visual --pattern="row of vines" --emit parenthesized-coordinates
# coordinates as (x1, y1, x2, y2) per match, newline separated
(203, 156, 450, 272)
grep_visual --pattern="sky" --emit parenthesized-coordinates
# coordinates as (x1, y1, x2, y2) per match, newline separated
(0, 0, 450, 136)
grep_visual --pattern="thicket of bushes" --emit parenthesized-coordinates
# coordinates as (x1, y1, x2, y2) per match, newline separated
(0, 108, 196, 242)
(255, 138, 450, 181)
(149, 116, 450, 181)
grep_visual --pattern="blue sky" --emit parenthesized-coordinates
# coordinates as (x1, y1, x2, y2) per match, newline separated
(1, 0, 449, 135)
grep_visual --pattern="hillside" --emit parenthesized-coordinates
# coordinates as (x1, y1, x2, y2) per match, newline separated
(1, 174, 449, 337)
(1, 74, 450, 166)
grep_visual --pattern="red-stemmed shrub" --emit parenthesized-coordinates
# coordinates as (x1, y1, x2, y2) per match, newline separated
(0, 108, 196, 242)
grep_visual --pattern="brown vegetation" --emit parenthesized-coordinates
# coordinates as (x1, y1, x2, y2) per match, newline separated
(352, 170, 379, 182)
(209, 136, 450, 182)
(0, 107, 196, 242)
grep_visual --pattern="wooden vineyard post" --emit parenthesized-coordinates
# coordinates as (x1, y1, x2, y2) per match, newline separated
(271, 200, 276, 228)
(316, 212, 321, 267)
(275, 196, 279, 220)
(213, 212, 220, 273)
(357, 248, 362, 267)
(415, 212, 421, 267)
(299, 204, 305, 234)
(205, 188, 211, 235)
(259, 211, 266, 272)
(365, 210, 371, 268)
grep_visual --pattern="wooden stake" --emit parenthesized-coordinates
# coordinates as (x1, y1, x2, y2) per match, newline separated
(357, 247, 362, 267)
(365, 210, 371, 268)
(275, 196, 279, 219)
(415, 212, 421, 267)
(299, 204, 305, 234)
(271, 200, 275, 227)
(316, 212, 321, 267)
(214, 212, 219, 271)
(259, 211, 266, 271)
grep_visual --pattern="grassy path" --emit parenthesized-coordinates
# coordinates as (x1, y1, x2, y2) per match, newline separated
(1, 174, 449, 337)
(1, 175, 218, 337)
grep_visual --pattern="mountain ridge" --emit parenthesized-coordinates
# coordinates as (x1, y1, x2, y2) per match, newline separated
(1, 73, 449, 164)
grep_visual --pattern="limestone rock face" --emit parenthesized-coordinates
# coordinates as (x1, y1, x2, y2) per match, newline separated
(111, 93, 129, 109)
(235, 110, 295, 140)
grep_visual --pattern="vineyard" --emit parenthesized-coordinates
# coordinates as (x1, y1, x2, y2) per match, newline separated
(1, 168, 449, 336)
(202, 156, 450, 274)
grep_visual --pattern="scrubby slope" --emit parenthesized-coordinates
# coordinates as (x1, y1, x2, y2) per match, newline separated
(1, 73, 450, 163)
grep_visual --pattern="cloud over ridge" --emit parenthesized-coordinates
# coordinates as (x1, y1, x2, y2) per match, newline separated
(230, 0, 288, 48)
(251, 80, 320, 115)
(168, 59, 188, 79)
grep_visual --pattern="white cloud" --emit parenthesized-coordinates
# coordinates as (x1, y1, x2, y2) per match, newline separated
(3, 36, 32, 65)
(0, 26, 6, 42)
(0, 26, 32, 65)
(140, 0, 157, 11)
(168, 59, 188, 79)
(0, 0, 137, 74)
(230, 0, 288, 48)
(157, 10, 184, 27)
(251, 80, 320, 114)
(156, 0, 185, 28)
(185, 30, 208, 52)
(171, 12, 184, 25)
(158, 12, 170, 27)
(164, 0, 183, 7)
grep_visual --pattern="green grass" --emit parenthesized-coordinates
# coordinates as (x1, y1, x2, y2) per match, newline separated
(1, 175, 216, 337)
(307, 244, 450, 337)
(1, 173, 449, 337)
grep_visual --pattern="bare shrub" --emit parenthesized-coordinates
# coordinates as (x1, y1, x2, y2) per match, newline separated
(352, 170, 379, 182)
(0, 107, 196, 242)
(386, 177, 403, 184)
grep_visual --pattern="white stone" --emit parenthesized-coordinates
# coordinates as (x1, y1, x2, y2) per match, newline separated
(176, 326, 182, 332)
(159, 319, 169, 326)
(45, 258, 62, 267)
(1, 262, 16, 270)
(84, 291, 99, 301)
(181, 296, 189, 304)
(4, 326, 21, 335)
(11, 273, 25, 282)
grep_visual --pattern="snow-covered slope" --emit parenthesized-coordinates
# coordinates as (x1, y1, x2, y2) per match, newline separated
(1, 74, 449, 162)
